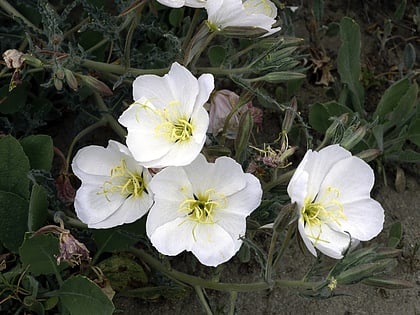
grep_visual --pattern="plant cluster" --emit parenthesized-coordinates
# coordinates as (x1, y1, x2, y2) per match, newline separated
(0, 0, 418, 314)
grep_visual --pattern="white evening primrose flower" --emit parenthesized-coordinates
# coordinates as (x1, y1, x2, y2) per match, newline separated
(118, 62, 214, 168)
(287, 144, 384, 259)
(156, 0, 206, 8)
(72, 140, 153, 229)
(146, 154, 262, 267)
(205, 0, 281, 36)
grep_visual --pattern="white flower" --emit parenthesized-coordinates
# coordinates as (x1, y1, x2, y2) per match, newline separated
(72, 140, 153, 229)
(156, 0, 206, 8)
(205, 0, 281, 36)
(146, 154, 262, 267)
(287, 144, 384, 259)
(118, 62, 214, 168)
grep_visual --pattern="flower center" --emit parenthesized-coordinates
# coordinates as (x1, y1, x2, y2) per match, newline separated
(135, 99, 194, 143)
(179, 189, 226, 225)
(99, 159, 146, 200)
(301, 186, 347, 244)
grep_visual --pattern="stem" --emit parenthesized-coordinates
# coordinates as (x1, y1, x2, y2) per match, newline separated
(93, 92, 127, 140)
(272, 223, 295, 270)
(65, 118, 108, 172)
(194, 286, 213, 315)
(262, 169, 294, 192)
(79, 58, 169, 76)
(228, 291, 237, 315)
(0, 0, 42, 33)
(129, 247, 320, 292)
(264, 229, 279, 283)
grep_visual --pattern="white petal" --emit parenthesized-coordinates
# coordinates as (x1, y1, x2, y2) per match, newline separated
(89, 193, 153, 229)
(222, 174, 263, 216)
(191, 223, 237, 266)
(74, 182, 125, 225)
(166, 62, 200, 116)
(334, 198, 384, 241)
(72, 144, 122, 179)
(319, 156, 375, 203)
(213, 211, 247, 253)
(305, 223, 351, 259)
(184, 155, 246, 197)
(287, 164, 309, 209)
(132, 74, 174, 108)
(149, 218, 197, 256)
(194, 73, 214, 110)
(298, 218, 317, 257)
(304, 145, 352, 199)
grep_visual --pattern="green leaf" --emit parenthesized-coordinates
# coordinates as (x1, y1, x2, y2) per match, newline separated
(387, 221, 402, 248)
(20, 233, 66, 276)
(374, 78, 412, 122)
(362, 277, 413, 289)
(393, 0, 407, 21)
(28, 184, 48, 232)
(59, 275, 115, 315)
(0, 135, 30, 199)
(208, 45, 226, 67)
(168, 8, 184, 27)
(308, 101, 352, 133)
(386, 81, 418, 130)
(20, 135, 54, 171)
(407, 116, 420, 146)
(403, 43, 416, 70)
(337, 17, 364, 114)
(0, 191, 29, 252)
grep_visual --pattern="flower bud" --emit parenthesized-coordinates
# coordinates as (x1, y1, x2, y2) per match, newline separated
(340, 125, 367, 150)
(2, 49, 24, 68)
(248, 71, 306, 83)
(356, 149, 382, 162)
(79, 74, 113, 96)
(206, 89, 249, 139)
(282, 97, 297, 133)
(64, 69, 78, 91)
(23, 55, 43, 68)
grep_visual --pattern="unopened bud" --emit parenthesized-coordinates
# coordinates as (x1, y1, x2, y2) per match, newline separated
(356, 149, 382, 162)
(221, 26, 268, 38)
(282, 97, 298, 133)
(23, 55, 43, 68)
(54, 76, 63, 91)
(340, 125, 367, 150)
(248, 71, 306, 83)
(235, 110, 253, 162)
(325, 113, 348, 142)
(78, 74, 113, 96)
(64, 69, 78, 91)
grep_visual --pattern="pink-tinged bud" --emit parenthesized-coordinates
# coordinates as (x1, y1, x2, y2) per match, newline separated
(78, 74, 113, 96)
(3, 49, 24, 68)
(206, 89, 251, 139)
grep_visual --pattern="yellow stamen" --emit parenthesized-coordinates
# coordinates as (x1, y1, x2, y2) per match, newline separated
(178, 189, 226, 241)
(301, 187, 347, 245)
(99, 159, 146, 200)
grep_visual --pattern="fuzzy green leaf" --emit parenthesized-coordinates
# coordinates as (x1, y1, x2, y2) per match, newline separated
(337, 17, 364, 114)
(20, 135, 54, 171)
(20, 233, 65, 276)
(0, 191, 29, 252)
(0, 135, 30, 199)
(28, 184, 48, 232)
(59, 275, 115, 315)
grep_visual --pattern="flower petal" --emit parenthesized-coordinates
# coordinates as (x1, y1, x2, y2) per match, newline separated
(304, 144, 352, 199)
(334, 198, 384, 241)
(298, 218, 317, 257)
(222, 174, 263, 216)
(305, 223, 352, 259)
(149, 218, 197, 256)
(74, 182, 126, 225)
(191, 223, 237, 266)
(89, 193, 153, 229)
(318, 156, 375, 203)
(213, 211, 247, 253)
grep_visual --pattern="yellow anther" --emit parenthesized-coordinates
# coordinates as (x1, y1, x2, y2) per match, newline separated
(99, 159, 146, 200)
